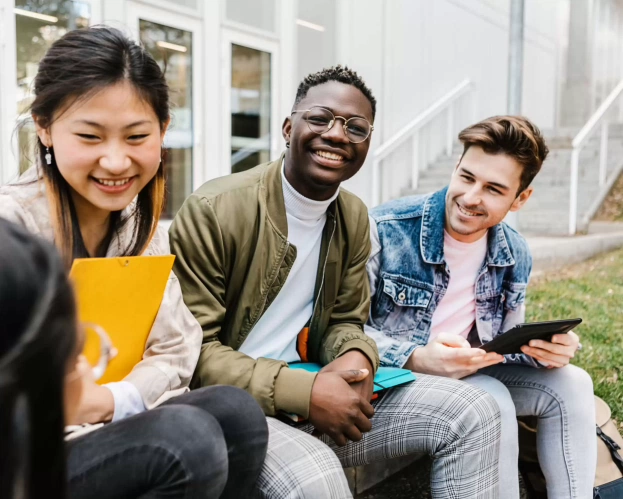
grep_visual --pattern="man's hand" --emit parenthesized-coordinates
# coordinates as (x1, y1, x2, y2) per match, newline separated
(309, 367, 374, 447)
(405, 333, 504, 379)
(321, 350, 375, 402)
(520, 330, 580, 368)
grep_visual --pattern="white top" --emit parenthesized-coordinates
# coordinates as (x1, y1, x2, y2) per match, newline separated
(429, 230, 488, 341)
(239, 163, 339, 362)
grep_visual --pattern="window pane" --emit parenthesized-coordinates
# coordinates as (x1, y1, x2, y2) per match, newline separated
(226, 0, 275, 33)
(297, 0, 336, 82)
(231, 44, 271, 173)
(15, 0, 90, 173)
(156, 0, 198, 9)
(139, 20, 193, 219)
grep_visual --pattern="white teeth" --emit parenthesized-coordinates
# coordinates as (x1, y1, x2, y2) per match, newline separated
(315, 150, 344, 161)
(95, 178, 131, 187)
(458, 204, 481, 217)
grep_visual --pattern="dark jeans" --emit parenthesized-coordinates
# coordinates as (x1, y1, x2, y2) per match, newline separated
(67, 386, 268, 499)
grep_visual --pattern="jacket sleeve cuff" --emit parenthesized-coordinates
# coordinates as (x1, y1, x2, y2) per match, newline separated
(104, 381, 147, 422)
(274, 367, 317, 418)
(363, 324, 420, 368)
(502, 353, 542, 368)
(336, 338, 380, 374)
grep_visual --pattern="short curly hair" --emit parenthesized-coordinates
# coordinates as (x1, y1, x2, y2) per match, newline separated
(458, 115, 549, 194)
(294, 65, 377, 119)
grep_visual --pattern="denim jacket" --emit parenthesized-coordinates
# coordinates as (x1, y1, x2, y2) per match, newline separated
(365, 187, 540, 368)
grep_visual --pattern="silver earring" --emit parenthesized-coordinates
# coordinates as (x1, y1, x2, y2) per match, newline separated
(45, 147, 52, 165)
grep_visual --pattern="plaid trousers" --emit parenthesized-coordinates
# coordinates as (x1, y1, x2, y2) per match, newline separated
(254, 374, 501, 499)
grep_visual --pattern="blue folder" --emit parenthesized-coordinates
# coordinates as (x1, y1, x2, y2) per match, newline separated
(289, 363, 416, 392)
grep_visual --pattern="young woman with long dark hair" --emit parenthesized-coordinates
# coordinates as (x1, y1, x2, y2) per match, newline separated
(0, 27, 267, 498)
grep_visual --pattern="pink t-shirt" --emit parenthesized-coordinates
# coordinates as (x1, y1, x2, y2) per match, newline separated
(429, 230, 488, 342)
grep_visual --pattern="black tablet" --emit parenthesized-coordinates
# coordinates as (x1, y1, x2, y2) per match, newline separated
(481, 318, 582, 355)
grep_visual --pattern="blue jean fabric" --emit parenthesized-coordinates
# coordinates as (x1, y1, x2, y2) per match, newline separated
(67, 386, 268, 499)
(465, 364, 596, 499)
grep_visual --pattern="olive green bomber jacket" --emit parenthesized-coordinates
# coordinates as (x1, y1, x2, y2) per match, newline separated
(169, 156, 379, 417)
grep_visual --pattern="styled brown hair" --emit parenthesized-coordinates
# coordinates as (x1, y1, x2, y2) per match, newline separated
(458, 116, 549, 194)
(29, 26, 169, 267)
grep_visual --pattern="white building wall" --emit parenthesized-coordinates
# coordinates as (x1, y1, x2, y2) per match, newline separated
(337, 0, 563, 206)
(3, 0, 620, 209)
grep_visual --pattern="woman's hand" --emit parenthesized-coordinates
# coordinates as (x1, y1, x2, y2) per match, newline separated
(70, 356, 115, 425)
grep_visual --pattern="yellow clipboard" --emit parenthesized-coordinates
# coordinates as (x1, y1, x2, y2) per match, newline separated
(70, 255, 175, 384)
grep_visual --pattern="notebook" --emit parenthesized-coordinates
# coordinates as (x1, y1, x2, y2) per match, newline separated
(289, 363, 417, 393)
(70, 255, 175, 384)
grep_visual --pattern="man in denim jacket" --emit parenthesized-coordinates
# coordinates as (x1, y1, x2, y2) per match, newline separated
(366, 116, 596, 499)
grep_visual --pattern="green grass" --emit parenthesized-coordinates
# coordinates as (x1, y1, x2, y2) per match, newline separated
(526, 249, 623, 424)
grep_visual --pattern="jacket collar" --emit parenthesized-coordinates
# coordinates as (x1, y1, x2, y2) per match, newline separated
(420, 187, 515, 267)
(261, 153, 337, 237)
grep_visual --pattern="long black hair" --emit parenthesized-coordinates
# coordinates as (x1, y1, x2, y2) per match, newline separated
(0, 219, 78, 498)
(30, 26, 170, 267)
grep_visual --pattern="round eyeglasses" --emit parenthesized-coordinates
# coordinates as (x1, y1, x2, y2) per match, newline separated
(291, 106, 374, 144)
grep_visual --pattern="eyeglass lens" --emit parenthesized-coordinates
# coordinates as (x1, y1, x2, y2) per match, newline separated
(304, 107, 371, 143)
(82, 323, 115, 382)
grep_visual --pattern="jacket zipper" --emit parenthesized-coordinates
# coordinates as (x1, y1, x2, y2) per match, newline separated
(241, 241, 291, 343)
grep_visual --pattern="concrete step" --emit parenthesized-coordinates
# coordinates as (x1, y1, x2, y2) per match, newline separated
(528, 226, 623, 271)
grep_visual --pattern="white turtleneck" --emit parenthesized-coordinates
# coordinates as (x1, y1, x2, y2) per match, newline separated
(239, 162, 339, 362)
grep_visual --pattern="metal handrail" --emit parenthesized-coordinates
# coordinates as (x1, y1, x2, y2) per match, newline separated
(371, 79, 474, 206)
(568, 79, 623, 234)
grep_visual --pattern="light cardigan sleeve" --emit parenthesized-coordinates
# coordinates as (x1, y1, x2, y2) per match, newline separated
(0, 193, 38, 231)
(0, 186, 203, 408)
(123, 224, 203, 408)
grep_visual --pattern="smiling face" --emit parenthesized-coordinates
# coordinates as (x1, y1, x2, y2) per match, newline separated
(35, 81, 168, 220)
(282, 81, 374, 200)
(445, 145, 533, 242)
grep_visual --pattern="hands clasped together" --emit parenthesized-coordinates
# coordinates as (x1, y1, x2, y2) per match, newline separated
(308, 351, 375, 447)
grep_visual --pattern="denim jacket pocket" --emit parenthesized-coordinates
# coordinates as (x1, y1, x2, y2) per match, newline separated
(503, 282, 527, 311)
(371, 274, 433, 335)
(479, 283, 527, 338)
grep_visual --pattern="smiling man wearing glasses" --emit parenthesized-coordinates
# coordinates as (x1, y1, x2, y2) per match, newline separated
(171, 66, 503, 498)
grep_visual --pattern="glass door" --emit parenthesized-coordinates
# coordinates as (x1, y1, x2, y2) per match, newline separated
(13, 0, 97, 174)
(126, 2, 202, 219)
(222, 30, 280, 174)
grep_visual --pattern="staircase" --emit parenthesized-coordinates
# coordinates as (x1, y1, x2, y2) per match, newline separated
(402, 126, 623, 235)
